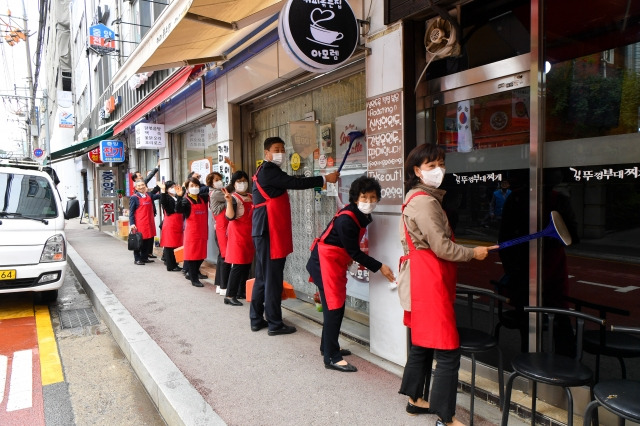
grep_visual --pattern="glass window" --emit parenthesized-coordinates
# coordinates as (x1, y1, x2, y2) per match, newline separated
(0, 173, 58, 218)
(182, 119, 220, 184)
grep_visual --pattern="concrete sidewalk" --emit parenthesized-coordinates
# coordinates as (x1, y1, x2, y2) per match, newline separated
(65, 219, 525, 426)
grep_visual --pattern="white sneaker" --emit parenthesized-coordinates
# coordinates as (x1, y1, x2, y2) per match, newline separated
(215, 286, 221, 294)
(219, 289, 227, 296)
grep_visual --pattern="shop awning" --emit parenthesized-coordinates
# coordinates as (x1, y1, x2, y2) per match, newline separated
(110, 0, 284, 92)
(113, 66, 197, 136)
(49, 124, 116, 163)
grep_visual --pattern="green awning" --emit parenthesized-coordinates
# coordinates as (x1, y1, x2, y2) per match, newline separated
(50, 124, 117, 163)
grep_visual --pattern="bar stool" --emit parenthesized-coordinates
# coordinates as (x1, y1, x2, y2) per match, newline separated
(566, 296, 640, 383)
(456, 288, 507, 426)
(501, 307, 605, 426)
(582, 325, 640, 426)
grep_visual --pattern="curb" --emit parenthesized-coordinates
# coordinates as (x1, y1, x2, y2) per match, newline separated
(67, 244, 225, 426)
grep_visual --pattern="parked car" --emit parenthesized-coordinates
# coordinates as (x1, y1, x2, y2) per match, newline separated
(0, 163, 79, 302)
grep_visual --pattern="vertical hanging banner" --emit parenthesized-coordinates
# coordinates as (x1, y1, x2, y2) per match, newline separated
(278, 0, 359, 72)
(457, 100, 473, 153)
(97, 167, 118, 232)
(366, 90, 404, 209)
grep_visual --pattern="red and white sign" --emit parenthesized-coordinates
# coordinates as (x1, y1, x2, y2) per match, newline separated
(87, 147, 103, 164)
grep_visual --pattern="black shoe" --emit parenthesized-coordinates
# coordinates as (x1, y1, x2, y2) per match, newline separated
(198, 273, 208, 279)
(251, 319, 269, 332)
(268, 324, 297, 336)
(143, 259, 155, 263)
(406, 401, 432, 415)
(148, 254, 158, 259)
(134, 260, 146, 265)
(185, 273, 191, 281)
(320, 349, 352, 357)
(160, 256, 165, 261)
(224, 297, 243, 306)
(191, 280, 204, 287)
(168, 267, 182, 272)
(324, 361, 357, 372)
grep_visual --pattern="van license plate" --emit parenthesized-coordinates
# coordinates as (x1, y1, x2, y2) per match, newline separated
(0, 270, 16, 280)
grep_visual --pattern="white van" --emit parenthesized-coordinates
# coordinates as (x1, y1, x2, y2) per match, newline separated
(0, 164, 79, 301)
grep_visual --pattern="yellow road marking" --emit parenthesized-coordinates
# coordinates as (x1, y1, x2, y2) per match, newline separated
(0, 300, 33, 319)
(34, 305, 64, 385)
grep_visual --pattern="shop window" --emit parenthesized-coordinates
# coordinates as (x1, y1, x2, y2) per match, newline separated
(183, 120, 220, 184)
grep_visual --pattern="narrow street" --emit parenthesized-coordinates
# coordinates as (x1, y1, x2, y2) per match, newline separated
(0, 265, 163, 425)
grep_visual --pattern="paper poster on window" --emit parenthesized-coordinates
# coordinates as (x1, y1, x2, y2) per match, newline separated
(289, 121, 317, 158)
(511, 88, 530, 127)
(186, 126, 206, 150)
(335, 110, 366, 171)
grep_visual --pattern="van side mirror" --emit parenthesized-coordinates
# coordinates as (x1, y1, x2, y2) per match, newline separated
(64, 199, 80, 219)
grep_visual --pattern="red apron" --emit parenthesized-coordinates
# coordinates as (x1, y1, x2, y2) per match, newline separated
(400, 192, 459, 350)
(253, 165, 293, 259)
(214, 210, 229, 258)
(134, 194, 156, 240)
(310, 210, 364, 310)
(225, 193, 255, 264)
(183, 196, 208, 260)
(160, 204, 183, 248)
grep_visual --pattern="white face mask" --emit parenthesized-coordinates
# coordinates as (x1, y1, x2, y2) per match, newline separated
(213, 180, 224, 189)
(357, 201, 377, 215)
(420, 167, 445, 188)
(271, 152, 285, 167)
(235, 182, 248, 193)
(188, 187, 200, 195)
(168, 188, 176, 195)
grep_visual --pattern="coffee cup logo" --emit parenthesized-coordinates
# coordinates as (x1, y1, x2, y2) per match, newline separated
(307, 8, 343, 47)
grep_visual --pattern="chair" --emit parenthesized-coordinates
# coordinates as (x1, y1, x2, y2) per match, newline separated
(583, 325, 640, 426)
(456, 288, 507, 426)
(566, 296, 640, 383)
(501, 307, 605, 426)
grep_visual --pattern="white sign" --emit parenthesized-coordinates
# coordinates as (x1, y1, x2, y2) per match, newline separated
(135, 123, 166, 149)
(190, 158, 211, 176)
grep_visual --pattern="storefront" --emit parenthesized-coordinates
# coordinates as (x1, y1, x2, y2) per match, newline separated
(390, 0, 640, 414)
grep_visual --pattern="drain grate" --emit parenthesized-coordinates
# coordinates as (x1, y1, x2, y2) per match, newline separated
(58, 308, 100, 329)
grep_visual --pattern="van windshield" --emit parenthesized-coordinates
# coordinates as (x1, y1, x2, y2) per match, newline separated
(0, 172, 58, 218)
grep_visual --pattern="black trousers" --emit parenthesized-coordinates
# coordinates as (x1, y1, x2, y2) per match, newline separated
(226, 263, 250, 298)
(163, 246, 178, 270)
(187, 259, 204, 282)
(306, 256, 345, 365)
(134, 238, 154, 262)
(399, 338, 461, 423)
(250, 234, 286, 331)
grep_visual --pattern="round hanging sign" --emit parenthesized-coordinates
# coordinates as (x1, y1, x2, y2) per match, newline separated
(88, 147, 103, 164)
(278, 0, 359, 73)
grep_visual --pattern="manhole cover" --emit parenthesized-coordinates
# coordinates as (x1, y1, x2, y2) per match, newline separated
(58, 308, 100, 329)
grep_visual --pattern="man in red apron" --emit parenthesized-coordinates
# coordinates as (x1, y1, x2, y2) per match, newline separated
(250, 136, 339, 335)
(129, 180, 161, 265)
(159, 181, 184, 271)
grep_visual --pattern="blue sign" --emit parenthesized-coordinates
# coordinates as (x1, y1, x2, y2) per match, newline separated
(89, 24, 116, 55)
(100, 140, 125, 163)
(34, 148, 44, 158)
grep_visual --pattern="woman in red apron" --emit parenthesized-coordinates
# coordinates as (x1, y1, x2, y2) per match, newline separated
(207, 169, 233, 295)
(306, 176, 395, 372)
(159, 181, 184, 271)
(176, 177, 209, 287)
(129, 180, 161, 265)
(398, 145, 497, 425)
(222, 171, 254, 306)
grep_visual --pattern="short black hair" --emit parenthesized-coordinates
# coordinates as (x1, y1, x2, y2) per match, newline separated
(131, 171, 142, 183)
(164, 180, 175, 189)
(228, 170, 250, 192)
(349, 176, 382, 203)
(186, 177, 201, 187)
(404, 144, 445, 192)
(187, 171, 199, 180)
(264, 136, 285, 151)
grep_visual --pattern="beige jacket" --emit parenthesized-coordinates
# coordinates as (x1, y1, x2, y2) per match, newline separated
(400, 183, 474, 262)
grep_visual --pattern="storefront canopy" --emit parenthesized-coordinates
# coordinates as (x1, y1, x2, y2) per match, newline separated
(110, 0, 284, 92)
(49, 124, 116, 163)
(113, 66, 198, 136)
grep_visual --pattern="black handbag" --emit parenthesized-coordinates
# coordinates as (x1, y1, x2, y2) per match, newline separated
(128, 230, 143, 251)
